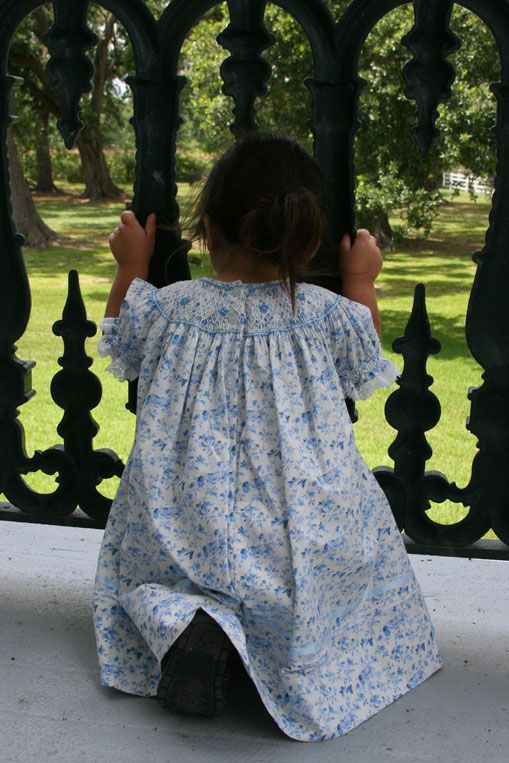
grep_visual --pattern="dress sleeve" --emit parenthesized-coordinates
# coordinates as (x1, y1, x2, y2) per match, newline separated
(97, 278, 159, 382)
(326, 296, 400, 400)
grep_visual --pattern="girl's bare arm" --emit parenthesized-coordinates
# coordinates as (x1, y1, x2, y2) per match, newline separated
(339, 229, 382, 338)
(104, 211, 157, 318)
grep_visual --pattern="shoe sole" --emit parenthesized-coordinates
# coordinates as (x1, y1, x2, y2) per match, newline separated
(157, 610, 231, 716)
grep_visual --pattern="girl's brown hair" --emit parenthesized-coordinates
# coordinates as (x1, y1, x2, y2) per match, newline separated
(191, 133, 326, 312)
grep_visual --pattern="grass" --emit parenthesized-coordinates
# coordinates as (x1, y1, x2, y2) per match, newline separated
(9, 184, 494, 536)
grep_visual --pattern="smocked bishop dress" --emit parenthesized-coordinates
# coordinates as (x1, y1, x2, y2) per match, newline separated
(93, 276, 442, 742)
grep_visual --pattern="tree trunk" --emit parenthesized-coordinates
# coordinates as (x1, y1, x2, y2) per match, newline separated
(76, 119, 123, 199)
(367, 211, 393, 249)
(13, 8, 123, 200)
(35, 110, 60, 192)
(74, 12, 123, 200)
(7, 131, 58, 248)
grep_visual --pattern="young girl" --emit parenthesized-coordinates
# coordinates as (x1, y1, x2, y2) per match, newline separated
(93, 133, 441, 742)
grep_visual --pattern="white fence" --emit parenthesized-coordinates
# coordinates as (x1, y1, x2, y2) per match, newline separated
(442, 170, 493, 196)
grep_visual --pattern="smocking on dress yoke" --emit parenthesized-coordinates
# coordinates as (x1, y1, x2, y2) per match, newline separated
(93, 276, 442, 742)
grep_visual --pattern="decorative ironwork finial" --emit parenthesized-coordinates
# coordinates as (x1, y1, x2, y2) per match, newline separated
(51, 270, 123, 520)
(43, 0, 98, 148)
(401, 0, 461, 156)
(391, 282, 441, 372)
(375, 284, 442, 533)
(387, 284, 441, 465)
(218, 0, 274, 138)
(52, 266, 99, 455)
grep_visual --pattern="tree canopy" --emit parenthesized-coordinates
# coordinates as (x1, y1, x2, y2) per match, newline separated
(8, 0, 500, 243)
(179, 2, 498, 237)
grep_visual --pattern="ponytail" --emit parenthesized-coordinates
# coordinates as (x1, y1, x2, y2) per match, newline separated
(238, 187, 324, 312)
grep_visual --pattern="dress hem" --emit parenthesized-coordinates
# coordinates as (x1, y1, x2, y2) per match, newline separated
(97, 654, 443, 742)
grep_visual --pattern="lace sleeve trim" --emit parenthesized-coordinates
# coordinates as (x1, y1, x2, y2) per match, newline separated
(97, 318, 138, 382)
(346, 357, 400, 401)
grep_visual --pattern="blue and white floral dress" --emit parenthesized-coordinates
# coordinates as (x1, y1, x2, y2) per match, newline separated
(93, 276, 442, 742)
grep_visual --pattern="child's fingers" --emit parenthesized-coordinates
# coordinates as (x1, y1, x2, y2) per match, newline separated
(356, 228, 372, 241)
(340, 232, 351, 251)
(120, 210, 138, 225)
(353, 230, 379, 252)
(145, 212, 157, 238)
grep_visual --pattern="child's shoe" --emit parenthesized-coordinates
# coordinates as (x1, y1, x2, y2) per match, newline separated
(157, 608, 232, 716)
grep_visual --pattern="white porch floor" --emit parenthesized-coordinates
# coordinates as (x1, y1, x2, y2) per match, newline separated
(0, 521, 507, 762)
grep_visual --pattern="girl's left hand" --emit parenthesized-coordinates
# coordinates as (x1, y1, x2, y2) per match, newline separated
(108, 211, 157, 271)
(339, 229, 382, 283)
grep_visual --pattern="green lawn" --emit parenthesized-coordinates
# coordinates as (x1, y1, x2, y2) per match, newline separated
(11, 184, 491, 533)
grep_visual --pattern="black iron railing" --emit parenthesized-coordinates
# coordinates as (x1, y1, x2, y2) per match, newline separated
(0, 0, 508, 560)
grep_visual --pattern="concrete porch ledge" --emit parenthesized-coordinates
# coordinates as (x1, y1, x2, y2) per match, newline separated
(0, 522, 508, 762)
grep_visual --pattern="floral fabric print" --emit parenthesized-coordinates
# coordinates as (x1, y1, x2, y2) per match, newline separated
(93, 277, 442, 741)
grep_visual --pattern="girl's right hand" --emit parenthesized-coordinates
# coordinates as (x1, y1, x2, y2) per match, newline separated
(339, 229, 382, 283)
(108, 211, 157, 273)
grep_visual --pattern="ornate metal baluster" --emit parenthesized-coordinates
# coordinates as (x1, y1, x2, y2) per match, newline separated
(318, 1, 369, 293)
(1, 268, 123, 522)
(401, 0, 461, 156)
(464, 77, 509, 546)
(52, 270, 124, 521)
(125, 75, 191, 291)
(217, 0, 274, 137)
(0, 67, 78, 517)
(375, 284, 441, 537)
(127, 0, 201, 296)
(126, 1, 196, 412)
(52, 270, 99, 462)
(305, 74, 364, 292)
(43, 0, 98, 149)
(375, 283, 488, 545)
